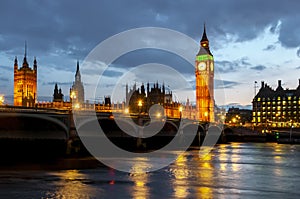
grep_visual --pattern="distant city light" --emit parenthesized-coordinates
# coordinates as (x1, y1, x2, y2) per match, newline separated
(124, 108, 129, 114)
(0, 95, 4, 105)
(74, 103, 80, 109)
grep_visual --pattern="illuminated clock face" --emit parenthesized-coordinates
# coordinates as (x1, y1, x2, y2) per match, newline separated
(210, 63, 214, 71)
(197, 62, 206, 71)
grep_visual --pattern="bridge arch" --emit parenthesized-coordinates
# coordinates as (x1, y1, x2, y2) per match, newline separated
(0, 112, 69, 139)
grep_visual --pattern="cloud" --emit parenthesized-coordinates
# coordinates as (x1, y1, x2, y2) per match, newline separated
(1, 0, 300, 102)
(297, 48, 300, 58)
(215, 57, 250, 73)
(296, 66, 300, 70)
(43, 81, 72, 86)
(263, 44, 276, 51)
(219, 103, 252, 110)
(0, 77, 9, 82)
(250, 65, 266, 71)
(1, 65, 11, 72)
(215, 79, 241, 89)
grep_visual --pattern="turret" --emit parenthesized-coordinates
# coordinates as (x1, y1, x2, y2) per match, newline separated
(14, 56, 18, 71)
(75, 60, 81, 82)
(22, 41, 29, 68)
(141, 83, 145, 95)
(33, 57, 37, 71)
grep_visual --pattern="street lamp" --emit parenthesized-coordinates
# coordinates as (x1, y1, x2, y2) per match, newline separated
(124, 108, 129, 114)
(74, 103, 80, 110)
(290, 120, 294, 142)
(156, 112, 161, 118)
(138, 100, 143, 114)
(179, 106, 183, 119)
(138, 100, 143, 107)
(70, 91, 77, 103)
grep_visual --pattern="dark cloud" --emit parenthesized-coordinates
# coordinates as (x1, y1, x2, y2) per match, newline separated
(215, 79, 241, 89)
(296, 66, 300, 70)
(43, 81, 72, 86)
(263, 45, 276, 51)
(250, 65, 266, 71)
(1, 0, 300, 59)
(215, 57, 250, 73)
(102, 70, 124, 78)
(1, 0, 300, 99)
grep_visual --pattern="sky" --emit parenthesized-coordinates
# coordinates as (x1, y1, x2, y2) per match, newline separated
(1, 0, 300, 108)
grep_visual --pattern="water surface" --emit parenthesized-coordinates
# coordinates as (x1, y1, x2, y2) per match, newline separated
(1, 143, 299, 198)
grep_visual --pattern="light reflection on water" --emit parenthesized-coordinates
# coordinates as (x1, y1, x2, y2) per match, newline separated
(45, 170, 98, 199)
(1, 143, 300, 198)
(129, 157, 151, 199)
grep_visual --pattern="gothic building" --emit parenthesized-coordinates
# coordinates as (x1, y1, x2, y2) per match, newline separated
(253, 80, 300, 128)
(195, 25, 215, 122)
(70, 61, 84, 103)
(53, 83, 64, 102)
(14, 44, 37, 107)
(125, 82, 173, 113)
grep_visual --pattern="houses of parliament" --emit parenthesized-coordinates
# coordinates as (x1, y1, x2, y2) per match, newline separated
(13, 43, 85, 109)
(11, 26, 216, 122)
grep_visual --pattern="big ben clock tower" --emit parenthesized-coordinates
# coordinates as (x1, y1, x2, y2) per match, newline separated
(195, 25, 214, 122)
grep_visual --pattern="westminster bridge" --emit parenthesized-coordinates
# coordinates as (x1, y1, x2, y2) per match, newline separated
(0, 105, 222, 146)
(0, 105, 226, 156)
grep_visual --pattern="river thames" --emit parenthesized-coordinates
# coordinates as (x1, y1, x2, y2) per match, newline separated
(1, 142, 299, 199)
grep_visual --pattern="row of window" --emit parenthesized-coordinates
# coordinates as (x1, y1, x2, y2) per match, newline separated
(258, 106, 299, 110)
(253, 111, 299, 116)
(256, 96, 299, 101)
(253, 117, 298, 122)
(255, 100, 300, 105)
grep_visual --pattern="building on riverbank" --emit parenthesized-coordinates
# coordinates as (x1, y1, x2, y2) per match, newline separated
(252, 80, 300, 128)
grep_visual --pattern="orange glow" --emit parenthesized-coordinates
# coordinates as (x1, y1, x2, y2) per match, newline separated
(0, 95, 4, 105)
(138, 100, 143, 107)
(124, 108, 129, 114)
(179, 106, 183, 112)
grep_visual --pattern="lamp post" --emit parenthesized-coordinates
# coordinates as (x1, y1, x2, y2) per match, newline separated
(137, 99, 143, 148)
(70, 91, 76, 102)
(179, 106, 183, 119)
(138, 100, 143, 113)
(290, 121, 294, 142)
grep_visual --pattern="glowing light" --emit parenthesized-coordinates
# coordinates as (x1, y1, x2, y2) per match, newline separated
(204, 112, 208, 117)
(156, 112, 161, 118)
(74, 103, 80, 109)
(138, 100, 143, 107)
(0, 95, 4, 105)
(109, 180, 115, 185)
(125, 108, 129, 114)
(179, 106, 183, 112)
(70, 91, 76, 99)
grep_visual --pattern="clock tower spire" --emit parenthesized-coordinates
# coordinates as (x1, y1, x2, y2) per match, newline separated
(195, 24, 215, 122)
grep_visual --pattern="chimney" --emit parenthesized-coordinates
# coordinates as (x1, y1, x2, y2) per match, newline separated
(261, 81, 264, 88)
(298, 79, 300, 86)
(278, 80, 281, 87)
